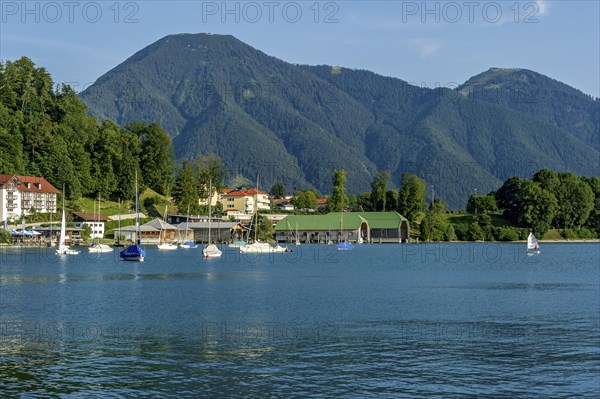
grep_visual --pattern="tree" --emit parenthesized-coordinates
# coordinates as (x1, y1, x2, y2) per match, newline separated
(446, 224, 457, 241)
(468, 222, 485, 241)
(553, 172, 594, 229)
(495, 176, 523, 224)
(194, 154, 227, 200)
(292, 190, 318, 210)
(385, 190, 398, 211)
(173, 160, 200, 214)
(257, 215, 274, 241)
(584, 177, 600, 234)
(370, 171, 389, 211)
(270, 182, 285, 199)
(533, 168, 560, 193)
(114, 131, 142, 201)
(516, 180, 558, 237)
(328, 169, 348, 212)
(466, 194, 498, 214)
(420, 198, 447, 242)
(397, 173, 426, 223)
(135, 122, 175, 196)
(357, 192, 373, 211)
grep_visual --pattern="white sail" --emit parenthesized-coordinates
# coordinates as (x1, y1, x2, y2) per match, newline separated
(56, 185, 80, 255)
(527, 232, 539, 250)
(58, 207, 66, 248)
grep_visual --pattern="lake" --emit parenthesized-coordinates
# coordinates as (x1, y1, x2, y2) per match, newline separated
(1, 243, 599, 398)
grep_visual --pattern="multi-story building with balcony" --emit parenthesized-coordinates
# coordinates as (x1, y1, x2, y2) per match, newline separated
(222, 188, 271, 214)
(0, 174, 59, 222)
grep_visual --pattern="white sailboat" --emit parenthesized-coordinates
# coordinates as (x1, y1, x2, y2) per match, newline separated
(56, 184, 80, 256)
(527, 232, 541, 255)
(158, 206, 177, 250)
(88, 195, 113, 253)
(203, 178, 222, 258)
(239, 176, 286, 254)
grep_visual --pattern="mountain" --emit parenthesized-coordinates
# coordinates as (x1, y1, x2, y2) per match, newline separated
(458, 67, 600, 150)
(79, 33, 600, 208)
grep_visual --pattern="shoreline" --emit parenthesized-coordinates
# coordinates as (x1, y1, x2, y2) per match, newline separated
(1, 240, 599, 249)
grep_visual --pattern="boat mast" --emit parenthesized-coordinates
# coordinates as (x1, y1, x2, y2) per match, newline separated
(135, 170, 140, 246)
(208, 178, 212, 245)
(117, 197, 121, 245)
(254, 175, 259, 242)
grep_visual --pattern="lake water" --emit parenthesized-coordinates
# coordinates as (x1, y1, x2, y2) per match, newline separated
(1, 243, 599, 398)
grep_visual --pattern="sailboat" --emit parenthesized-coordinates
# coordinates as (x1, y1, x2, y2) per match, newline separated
(294, 220, 301, 246)
(114, 198, 125, 247)
(203, 178, 222, 258)
(88, 195, 113, 253)
(336, 212, 353, 251)
(527, 232, 541, 255)
(180, 205, 197, 248)
(157, 206, 177, 250)
(56, 184, 80, 255)
(239, 176, 286, 254)
(120, 171, 146, 262)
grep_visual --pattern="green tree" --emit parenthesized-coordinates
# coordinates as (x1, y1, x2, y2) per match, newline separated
(420, 198, 447, 242)
(370, 171, 389, 211)
(516, 180, 558, 237)
(397, 173, 426, 224)
(257, 215, 274, 242)
(385, 190, 398, 212)
(173, 160, 200, 214)
(584, 177, 600, 234)
(357, 192, 373, 211)
(292, 190, 318, 210)
(468, 222, 485, 241)
(553, 172, 594, 229)
(270, 182, 286, 199)
(114, 131, 142, 201)
(495, 176, 523, 224)
(195, 154, 227, 200)
(533, 168, 560, 192)
(134, 122, 175, 196)
(466, 194, 498, 214)
(446, 224, 457, 241)
(328, 169, 348, 212)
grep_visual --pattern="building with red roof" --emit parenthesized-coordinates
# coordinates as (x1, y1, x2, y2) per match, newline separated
(0, 174, 59, 222)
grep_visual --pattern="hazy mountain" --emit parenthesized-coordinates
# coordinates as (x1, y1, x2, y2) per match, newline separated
(458, 67, 600, 150)
(80, 33, 600, 208)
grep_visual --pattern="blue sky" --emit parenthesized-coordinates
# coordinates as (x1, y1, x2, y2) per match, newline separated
(1, 1, 599, 96)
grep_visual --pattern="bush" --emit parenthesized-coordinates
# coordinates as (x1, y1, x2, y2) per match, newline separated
(0, 230, 11, 244)
(495, 226, 520, 241)
(562, 228, 597, 239)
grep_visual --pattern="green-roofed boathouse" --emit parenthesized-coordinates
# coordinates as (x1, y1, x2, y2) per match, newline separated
(274, 212, 410, 244)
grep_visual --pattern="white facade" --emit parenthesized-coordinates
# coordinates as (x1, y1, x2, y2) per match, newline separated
(0, 175, 58, 222)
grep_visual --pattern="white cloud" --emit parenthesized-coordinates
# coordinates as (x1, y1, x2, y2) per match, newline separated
(408, 38, 442, 58)
(536, 0, 550, 16)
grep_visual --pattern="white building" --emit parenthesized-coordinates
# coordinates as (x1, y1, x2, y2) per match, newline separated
(0, 174, 59, 222)
(73, 211, 110, 239)
(222, 188, 271, 214)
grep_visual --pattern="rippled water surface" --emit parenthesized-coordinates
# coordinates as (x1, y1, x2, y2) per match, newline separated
(1, 243, 599, 398)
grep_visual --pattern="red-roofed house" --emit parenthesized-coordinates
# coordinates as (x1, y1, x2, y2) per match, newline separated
(0, 174, 59, 222)
(222, 188, 271, 214)
(73, 211, 110, 239)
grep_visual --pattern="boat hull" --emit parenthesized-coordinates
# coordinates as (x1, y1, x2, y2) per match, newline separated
(203, 244, 222, 258)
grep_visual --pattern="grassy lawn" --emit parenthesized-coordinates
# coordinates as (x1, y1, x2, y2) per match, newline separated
(68, 188, 174, 218)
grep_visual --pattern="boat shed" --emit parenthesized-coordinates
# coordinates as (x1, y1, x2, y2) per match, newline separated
(274, 212, 410, 244)
(113, 218, 178, 244)
(175, 222, 248, 244)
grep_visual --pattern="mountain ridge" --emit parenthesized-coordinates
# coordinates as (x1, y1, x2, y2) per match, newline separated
(79, 33, 600, 208)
